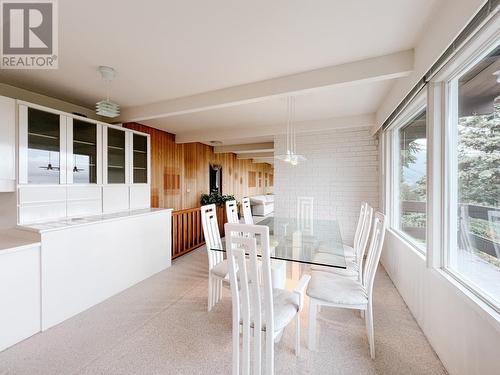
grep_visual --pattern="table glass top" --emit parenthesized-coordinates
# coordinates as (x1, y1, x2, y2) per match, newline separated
(210, 216, 346, 269)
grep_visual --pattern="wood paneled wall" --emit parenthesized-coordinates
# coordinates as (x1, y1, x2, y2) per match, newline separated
(123, 122, 274, 210)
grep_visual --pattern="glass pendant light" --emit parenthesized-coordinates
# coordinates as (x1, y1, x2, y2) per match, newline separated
(275, 96, 306, 165)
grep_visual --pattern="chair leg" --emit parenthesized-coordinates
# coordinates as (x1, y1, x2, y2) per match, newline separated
(295, 312, 301, 357)
(216, 279, 221, 304)
(308, 299, 318, 351)
(253, 325, 262, 375)
(265, 331, 274, 375)
(232, 313, 240, 375)
(365, 302, 375, 359)
(208, 275, 213, 311)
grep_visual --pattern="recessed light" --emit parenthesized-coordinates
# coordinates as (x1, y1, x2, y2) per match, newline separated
(209, 141, 223, 145)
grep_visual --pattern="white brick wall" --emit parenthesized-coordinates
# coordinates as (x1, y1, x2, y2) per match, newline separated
(274, 127, 379, 245)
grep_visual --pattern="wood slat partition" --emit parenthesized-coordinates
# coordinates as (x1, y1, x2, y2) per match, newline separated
(123, 122, 273, 210)
(171, 206, 227, 259)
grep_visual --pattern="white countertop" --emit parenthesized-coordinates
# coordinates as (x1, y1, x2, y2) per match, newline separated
(19, 208, 172, 233)
(0, 228, 41, 253)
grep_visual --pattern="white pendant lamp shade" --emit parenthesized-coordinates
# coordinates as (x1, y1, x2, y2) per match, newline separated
(275, 96, 306, 165)
(96, 66, 120, 118)
(96, 99, 120, 118)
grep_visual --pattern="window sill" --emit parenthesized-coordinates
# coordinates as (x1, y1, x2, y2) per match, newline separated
(388, 227, 427, 259)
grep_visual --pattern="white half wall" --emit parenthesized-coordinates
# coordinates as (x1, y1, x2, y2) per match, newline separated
(381, 231, 500, 375)
(273, 127, 378, 245)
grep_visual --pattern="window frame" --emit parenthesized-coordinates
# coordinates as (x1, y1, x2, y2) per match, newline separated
(430, 21, 500, 313)
(387, 91, 428, 254)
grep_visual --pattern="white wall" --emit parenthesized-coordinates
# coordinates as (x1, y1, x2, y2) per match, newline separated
(274, 126, 378, 245)
(377, 2, 500, 374)
(382, 231, 500, 375)
(0, 83, 101, 121)
(375, 0, 485, 130)
(0, 193, 17, 230)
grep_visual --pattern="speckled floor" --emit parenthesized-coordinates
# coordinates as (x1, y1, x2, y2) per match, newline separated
(0, 247, 447, 375)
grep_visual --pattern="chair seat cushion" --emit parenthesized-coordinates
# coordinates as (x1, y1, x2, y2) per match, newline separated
(245, 288, 299, 332)
(311, 252, 359, 275)
(316, 243, 354, 258)
(210, 259, 262, 280)
(210, 259, 229, 278)
(343, 244, 356, 257)
(307, 271, 368, 306)
(271, 289, 300, 331)
(312, 252, 345, 267)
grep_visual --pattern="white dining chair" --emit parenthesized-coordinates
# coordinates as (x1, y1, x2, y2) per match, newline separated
(201, 204, 229, 311)
(225, 223, 311, 375)
(307, 212, 386, 359)
(241, 197, 254, 224)
(226, 200, 240, 224)
(297, 196, 314, 236)
(344, 202, 370, 260)
(312, 203, 373, 283)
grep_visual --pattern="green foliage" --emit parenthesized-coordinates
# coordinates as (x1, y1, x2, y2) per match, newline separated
(200, 192, 236, 207)
(457, 108, 500, 207)
(400, 139, 422, 169)
(402, 212, 426, 228)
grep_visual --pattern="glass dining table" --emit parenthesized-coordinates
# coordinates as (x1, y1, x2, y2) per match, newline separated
(210, 216, 347, 269)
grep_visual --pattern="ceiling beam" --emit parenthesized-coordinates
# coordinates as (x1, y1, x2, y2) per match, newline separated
(118, 50, 413, 123)
(252, 157, 274, 164)
(236, 152, 274, 159)
(214, 142, 274, 154)
(176, 113, 374, 143)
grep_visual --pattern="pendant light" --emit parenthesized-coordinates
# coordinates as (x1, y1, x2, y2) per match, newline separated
(275, 96, 306, 165)
(96, 66, 120, 118)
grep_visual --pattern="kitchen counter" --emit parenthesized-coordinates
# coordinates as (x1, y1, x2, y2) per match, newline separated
(0, 228, 40, 253)
(19, 208, 171, 233)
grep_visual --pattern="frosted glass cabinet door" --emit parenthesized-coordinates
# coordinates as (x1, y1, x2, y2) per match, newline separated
(132, 133, 148, 183)
(107, 127, 126, 184)
(72, 120, 97, 184)
(26, 108, 62, 184)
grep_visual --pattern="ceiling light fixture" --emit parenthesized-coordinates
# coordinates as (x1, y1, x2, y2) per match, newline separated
(96, 66, 120, 118)
(493, 70, 500, 83)
(275, 96, 306, 166)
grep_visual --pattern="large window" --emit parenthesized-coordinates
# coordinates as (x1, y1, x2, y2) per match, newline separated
(448, 46, 500, 307)
(395, 109, 427, 249)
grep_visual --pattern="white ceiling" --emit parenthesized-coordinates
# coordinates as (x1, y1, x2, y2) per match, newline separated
(0, 0, 439, 148)
(0, 0, 436, 108)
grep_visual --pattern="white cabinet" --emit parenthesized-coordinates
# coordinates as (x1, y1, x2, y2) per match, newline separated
(0, 96, 16, 192)
(18, 104, 66, 185)
(129, 131, 151, 209)
(103, 124, 130, 185)
(37, 209, 171, 330)
(18, 104, 103, 186)
(130, 132, 150, 184)
(0, 237, 41, 352)
(17, 102, 151, 223)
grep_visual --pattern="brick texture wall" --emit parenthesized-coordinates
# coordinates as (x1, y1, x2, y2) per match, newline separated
(274, 127, 379, 245)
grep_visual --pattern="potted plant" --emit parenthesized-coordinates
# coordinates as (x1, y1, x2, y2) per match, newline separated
(200, 192, 237, 207)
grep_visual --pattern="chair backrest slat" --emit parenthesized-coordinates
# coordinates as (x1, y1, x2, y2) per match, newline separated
(362, 212, 386, 300)
(226, 223, 274, 375)
(241, 197, 254, 224)
(297, 196, 314, 235)
(356, 203, 374, 284)
(226, 200, 239, 224)
(353, 203, 367, 253)
(201, 204, 223, 270)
